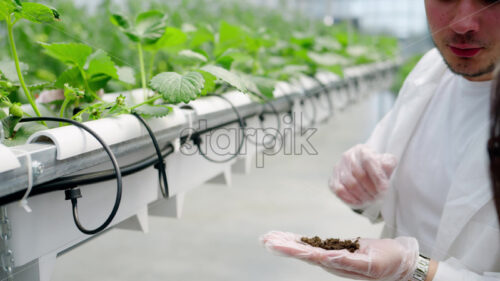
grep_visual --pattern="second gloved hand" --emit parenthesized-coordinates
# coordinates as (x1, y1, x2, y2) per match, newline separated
(261, 231, 419, 281)
(329, 144, 397, 208)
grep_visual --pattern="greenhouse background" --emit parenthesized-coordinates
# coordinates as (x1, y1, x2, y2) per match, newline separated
(76, 0, 433, 56)
(0, 0, 438, 280)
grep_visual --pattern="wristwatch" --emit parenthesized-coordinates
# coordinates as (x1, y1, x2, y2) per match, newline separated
(411, 254, 430, 281)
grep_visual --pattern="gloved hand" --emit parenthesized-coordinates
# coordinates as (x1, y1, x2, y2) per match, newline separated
(260, 231, 418, 281)
(329, 144, 397, 208)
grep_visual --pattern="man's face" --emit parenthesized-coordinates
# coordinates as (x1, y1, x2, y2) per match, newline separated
(425, 0, 500, 81)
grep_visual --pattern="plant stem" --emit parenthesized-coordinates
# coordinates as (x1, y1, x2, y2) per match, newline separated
(137, 43, 147, 99)
(147, 51, 157, 81)
(129, 95, 161, 111)
(59, 98, 71, 127)
(6, 20, 46, 126)
(77, 66, 100, 101)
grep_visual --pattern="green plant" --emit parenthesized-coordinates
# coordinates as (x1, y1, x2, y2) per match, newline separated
(1, 0, 60, 122)
(110, 10, 168, 98)
(0, 0, 401, 146)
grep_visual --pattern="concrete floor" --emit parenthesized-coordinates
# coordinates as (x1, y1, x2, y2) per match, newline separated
(50, 93, 391, 281)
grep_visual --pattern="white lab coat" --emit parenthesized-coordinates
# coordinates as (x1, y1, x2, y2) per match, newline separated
(360, 48, 500, 280)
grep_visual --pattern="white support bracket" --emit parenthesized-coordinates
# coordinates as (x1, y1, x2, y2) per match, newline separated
(149, 193, 185, 219)
(38, 252, 57, 281)
(207, 166, 232, 187)
(7, 251, 57, 281)
(232, 155, 253, 175)
(115, 207, 149, 233)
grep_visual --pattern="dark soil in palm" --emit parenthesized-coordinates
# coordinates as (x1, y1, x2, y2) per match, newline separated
(300, 236, 360, 253)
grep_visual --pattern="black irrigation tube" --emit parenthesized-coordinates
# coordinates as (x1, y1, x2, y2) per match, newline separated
(131, 112, 170, 198)
(0, 115, 177, 235)
(192, 94, 247, 164)
(19, 117, 123, 235)
(40, 145, 173, 191)
(0, 94, 292, 207)
(0, 142, 175, 207)
(0, 89, 318, 234)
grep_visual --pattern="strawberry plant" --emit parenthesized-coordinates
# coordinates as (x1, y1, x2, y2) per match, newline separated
(110, 10, 168, 97)
(0, 0, 400, 146)
(1, 0, 60, 126)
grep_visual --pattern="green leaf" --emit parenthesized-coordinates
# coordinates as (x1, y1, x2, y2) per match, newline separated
(133, 104, 171, 118)
(111, 11, 167, 45)
(87, 50, 118, 79)
(197, 70, 216, 96)
(0, 60, 28, 82)
(334, 32, 349, 48)
(200, 65, 248, 94)
(150, 71, 204, 104)
(110, 13, 138, 42)
(291, 34, 315, 49)
(249, 76, 276, 99)
(189, 25, 214, 49)
(109, 13, 130, 29)
(148, 27, 187, 51)
(216, 21, 246, 56)
(88, 74, 111, 91)
(215, 50, 252, 70)
(215, 55, 234, 70)
(0, 109, 6, 119)
(3, 122, 45, 146)
(116, 66, 136, 85)
(134, 10, 167, 45)
(1, 115, 21, 139)
(215, 49, 241, 70)
(20, 2, 60, 23)
(55, 67, 82, 89)
(177, 50, 207, 64)
(40, 42, 93, 68)
(0, 0, 21, 19)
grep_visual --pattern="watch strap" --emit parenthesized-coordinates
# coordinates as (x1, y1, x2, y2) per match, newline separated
(411, 254, 430, 281)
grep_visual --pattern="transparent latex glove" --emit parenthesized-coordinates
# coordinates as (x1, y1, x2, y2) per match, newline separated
(329, 144, 397, 209)
(260, 231, 418, 281)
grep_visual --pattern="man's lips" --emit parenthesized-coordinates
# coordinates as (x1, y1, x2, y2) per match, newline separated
(449, 45, 483, 58)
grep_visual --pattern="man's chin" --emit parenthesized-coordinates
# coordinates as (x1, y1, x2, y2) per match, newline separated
(443, 58, 495, 80)
(434, 43, 495, 80)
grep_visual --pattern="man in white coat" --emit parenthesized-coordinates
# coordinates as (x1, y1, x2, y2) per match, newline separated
(261, 0, 500, 280)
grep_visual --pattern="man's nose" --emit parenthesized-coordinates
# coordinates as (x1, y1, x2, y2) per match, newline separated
(450, 0, 481, 35)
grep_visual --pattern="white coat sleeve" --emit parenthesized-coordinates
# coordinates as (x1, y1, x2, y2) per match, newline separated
(433, 259, 500, 281)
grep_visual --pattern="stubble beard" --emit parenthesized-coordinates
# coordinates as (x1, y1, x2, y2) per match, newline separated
(432, 36, 497, 79)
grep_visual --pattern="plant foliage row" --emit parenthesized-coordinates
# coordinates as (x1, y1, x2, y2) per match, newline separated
(0, 0, 399, 146)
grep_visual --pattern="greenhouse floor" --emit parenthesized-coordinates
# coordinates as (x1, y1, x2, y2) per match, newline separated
(50, 92, 393, 281)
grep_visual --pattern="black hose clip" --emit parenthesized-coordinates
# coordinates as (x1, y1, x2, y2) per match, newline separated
(65, 188, 82, 201)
